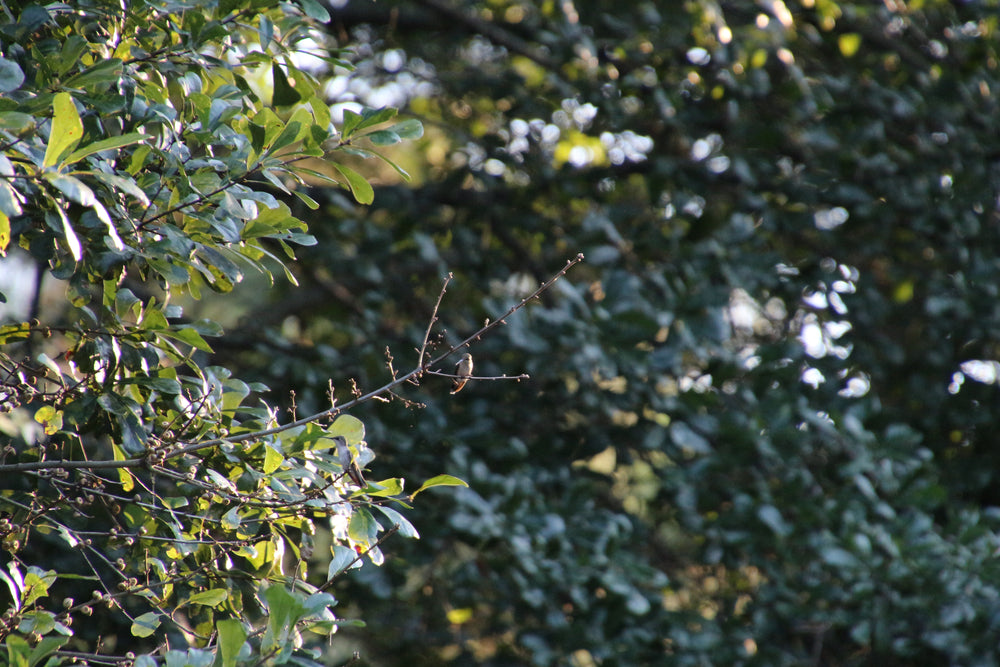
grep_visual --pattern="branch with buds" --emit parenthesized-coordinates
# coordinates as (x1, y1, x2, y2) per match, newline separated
(0, 254, 585, 474)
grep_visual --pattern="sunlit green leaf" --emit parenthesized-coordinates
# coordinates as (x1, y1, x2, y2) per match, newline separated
(43, 93, 83, 168)
(374, 505, 420, 538)
(332, 163, 374, 204)
(409, 474, 469, 500)
(348, 508, 378, 546)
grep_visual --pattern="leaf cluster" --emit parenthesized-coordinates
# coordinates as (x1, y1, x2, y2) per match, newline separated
(0, 1, 435, 666)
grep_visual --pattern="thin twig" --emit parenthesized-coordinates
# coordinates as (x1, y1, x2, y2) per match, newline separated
(417, 272, 452, 366)
(425, 370, 529, 383)
(426, 253, 584, 369)
(0, 254, 584, 474)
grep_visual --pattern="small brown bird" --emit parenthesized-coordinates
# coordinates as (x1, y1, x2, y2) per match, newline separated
(451, 352, 474, 394)
(334, 436, 366, 489)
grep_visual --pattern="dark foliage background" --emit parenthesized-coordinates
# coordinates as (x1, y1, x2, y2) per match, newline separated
(206, 1, 1000, 665)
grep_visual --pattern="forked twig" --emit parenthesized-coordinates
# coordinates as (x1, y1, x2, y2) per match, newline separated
(0, 254, 584, 473)
(417, 272, 452, 366)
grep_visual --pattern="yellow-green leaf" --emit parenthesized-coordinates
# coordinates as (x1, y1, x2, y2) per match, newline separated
(264, 444, 283, 473)
(838, 33, 861, 58)
(44, 93, 84, 168)
(326, 414, 366, 444)
(112, 443, 134, 492)
(409, 474, 469, 500)
(332, 163, 374, 204)
(187, 589, 229, 608)
(0, 210, 9, 254)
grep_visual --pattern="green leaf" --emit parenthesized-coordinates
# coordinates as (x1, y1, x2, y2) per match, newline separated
(0, 180, 24, 217)
(821, 546, 860, 569)
(332, 163, 374, 204)
(267, 107, 312, 155)
(44, 92, 84, 168)
(374, 505, 420, 538)
(127, 144, 151, 176)
(355, 477, 397, 497)
(386, 118, 423, 140)
(131, 612, 160, 638)
(258, 14, 273, 50)
(327, 415, 366, 443)
(221, 506, 242, 530)
(0, 323, 31, 345)
(292, 189, 319, 210)
(757, 504, 790, 538)
(102, 398, 147, 454)
(45, 173, 95, 205)
(27, 634, 69, 667)
(348, 508, 378, 546)
(63, 58, 122, 91)
(64, 132, 151, 166)
(87, 170, 151, 206)
(341, 107, 397, 139)
(327, 545, 359, 579)
(187, 589, 229, 608)
(157, 325, 215, 353)
(340, 109, 363, 139)
(264, 445, 283, 474)
(296, 0, 330, 21)
(336, 145, 412, 181)
(0, 111, 34, 130)
(271, 62, 301, 107)
(365, 129, 402, 146)
(52, 206, 82, 262)
(363, 120, 423, 146)
(0, 57, 24, 93)
(263, 585, 303, 651)
(215, 618, 247, 667)
(409, 474, 469, 499)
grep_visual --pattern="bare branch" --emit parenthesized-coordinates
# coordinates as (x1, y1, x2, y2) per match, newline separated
(425, 370, 530, 384)
(417, 272, 452, 366)
(0, 254, 584, 474)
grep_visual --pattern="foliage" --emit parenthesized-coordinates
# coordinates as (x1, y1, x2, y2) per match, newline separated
(202, 0, 1000, 665)
(6, 0, 1000, 666)
(0, 0, 462, 665)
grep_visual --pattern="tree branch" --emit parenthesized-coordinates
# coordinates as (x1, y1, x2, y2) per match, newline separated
(0, 254, 584, 474)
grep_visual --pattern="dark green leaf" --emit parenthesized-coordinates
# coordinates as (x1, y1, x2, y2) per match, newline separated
(271, 62, 301, 107)
(0, 57, 24, 92)
(296, 0, 330, 22)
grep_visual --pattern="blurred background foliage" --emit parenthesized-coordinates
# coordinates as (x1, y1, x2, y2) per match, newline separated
(204, 0, 1000, 664)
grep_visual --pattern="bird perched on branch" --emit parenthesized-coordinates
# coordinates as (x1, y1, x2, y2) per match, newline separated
(334, 436, 366, 489)
(451, 353, 473, 394)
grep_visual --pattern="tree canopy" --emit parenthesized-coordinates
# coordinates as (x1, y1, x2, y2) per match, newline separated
(0, 1, 460, 665)
(4, 0, 1000, 666)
